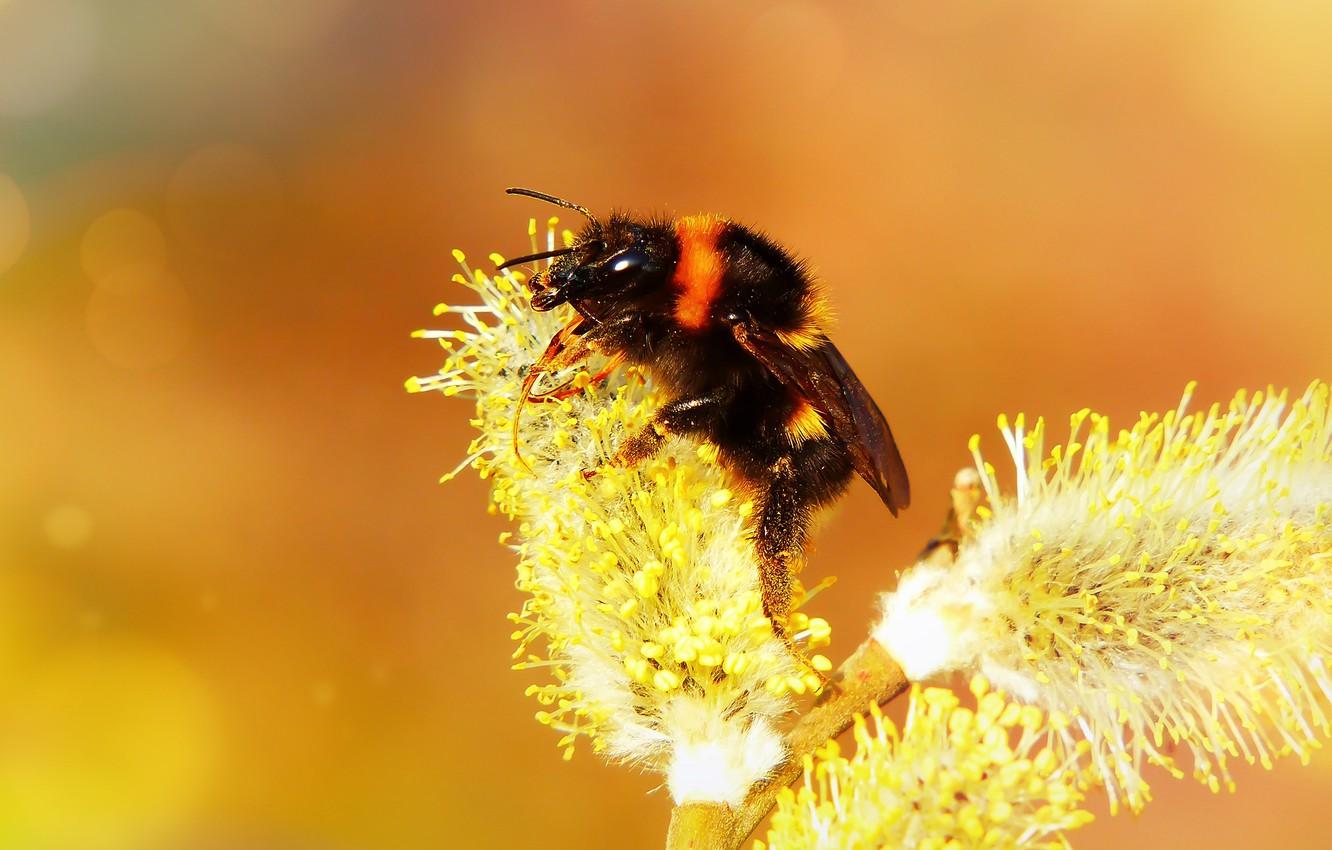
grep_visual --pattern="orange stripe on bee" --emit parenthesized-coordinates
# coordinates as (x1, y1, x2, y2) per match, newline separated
(672, 215, 727, 330)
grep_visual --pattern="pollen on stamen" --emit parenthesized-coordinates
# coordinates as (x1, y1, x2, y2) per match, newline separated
(875, 381, 1332, 812)
(761, 684, 1093, 850)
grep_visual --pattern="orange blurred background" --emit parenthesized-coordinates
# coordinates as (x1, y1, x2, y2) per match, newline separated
(2, 1, 1331, 848)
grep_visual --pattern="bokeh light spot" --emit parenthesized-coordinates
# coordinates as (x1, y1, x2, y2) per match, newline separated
(0, 0, 98, 116)
(85, 267, 192, 369)
(0, 641, 219, 850)
(167, 144, 284, 259)
(0, 173, 31, 275)
(43, 503, 93, 549)
(81, 208, 168, 286)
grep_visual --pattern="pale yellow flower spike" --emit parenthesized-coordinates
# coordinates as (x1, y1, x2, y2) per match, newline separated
(760, 677, 1094, 850)
(877, 382, 1332, 814)
(408, 225, 833, 807)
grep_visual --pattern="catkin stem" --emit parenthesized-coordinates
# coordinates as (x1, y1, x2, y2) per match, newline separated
(664, 638, 909, 850)
(666, 802, 736, 850)
(733, 638, 908, 846)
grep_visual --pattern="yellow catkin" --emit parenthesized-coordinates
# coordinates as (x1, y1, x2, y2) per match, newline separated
(762, 679, 1094, 850)
(879, 383, 1332, 813)
(408, 225, 831, 803)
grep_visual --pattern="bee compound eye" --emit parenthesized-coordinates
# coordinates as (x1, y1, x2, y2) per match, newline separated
(605, 246, 651, 276)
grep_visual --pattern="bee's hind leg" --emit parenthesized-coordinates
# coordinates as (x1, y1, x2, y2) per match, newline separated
(751, 444, 853, 688)
(752, 459, 813, 663)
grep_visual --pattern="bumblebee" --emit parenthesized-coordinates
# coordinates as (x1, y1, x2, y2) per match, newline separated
(499, 188, 910, 648)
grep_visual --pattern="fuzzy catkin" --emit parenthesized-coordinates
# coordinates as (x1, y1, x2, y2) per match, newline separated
(408, 223, 833, 805)
(878, 383, 1332, 812)
(760, 679, 1094, 850)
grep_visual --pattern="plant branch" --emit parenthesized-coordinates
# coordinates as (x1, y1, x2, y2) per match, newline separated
(662, 638, 908, 850)
(729, 637, 908, 847)
(666, 802, 736, 850)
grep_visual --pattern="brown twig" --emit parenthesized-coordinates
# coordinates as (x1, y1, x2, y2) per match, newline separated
(666, 802, 736, 850)
(729, 638, 907, 847)
(664, 639, 909, 850)
(917, 467, 984, 565)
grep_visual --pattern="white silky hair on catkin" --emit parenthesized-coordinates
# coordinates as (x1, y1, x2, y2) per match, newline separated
(873, 558, 996, 685)
(663, 696, 786, 807)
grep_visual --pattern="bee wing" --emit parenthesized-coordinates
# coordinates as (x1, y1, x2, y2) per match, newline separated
(730, 322, 910, 515)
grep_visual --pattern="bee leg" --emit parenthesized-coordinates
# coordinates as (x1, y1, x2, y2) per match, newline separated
(753, 441, 853, 688)
(607, 385, 736, 470)
(752, 461, 823, 680)
(534, 355, 625, 402)
(609, 421, 668, 469)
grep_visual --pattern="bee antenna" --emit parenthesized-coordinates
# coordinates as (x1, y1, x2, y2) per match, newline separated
(495, 246, 575, 270)
(505, 187, 600, 229)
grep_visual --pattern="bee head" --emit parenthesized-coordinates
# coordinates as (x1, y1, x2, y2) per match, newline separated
(498, 189, 675, 315)
(530, 215, 672, 312)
